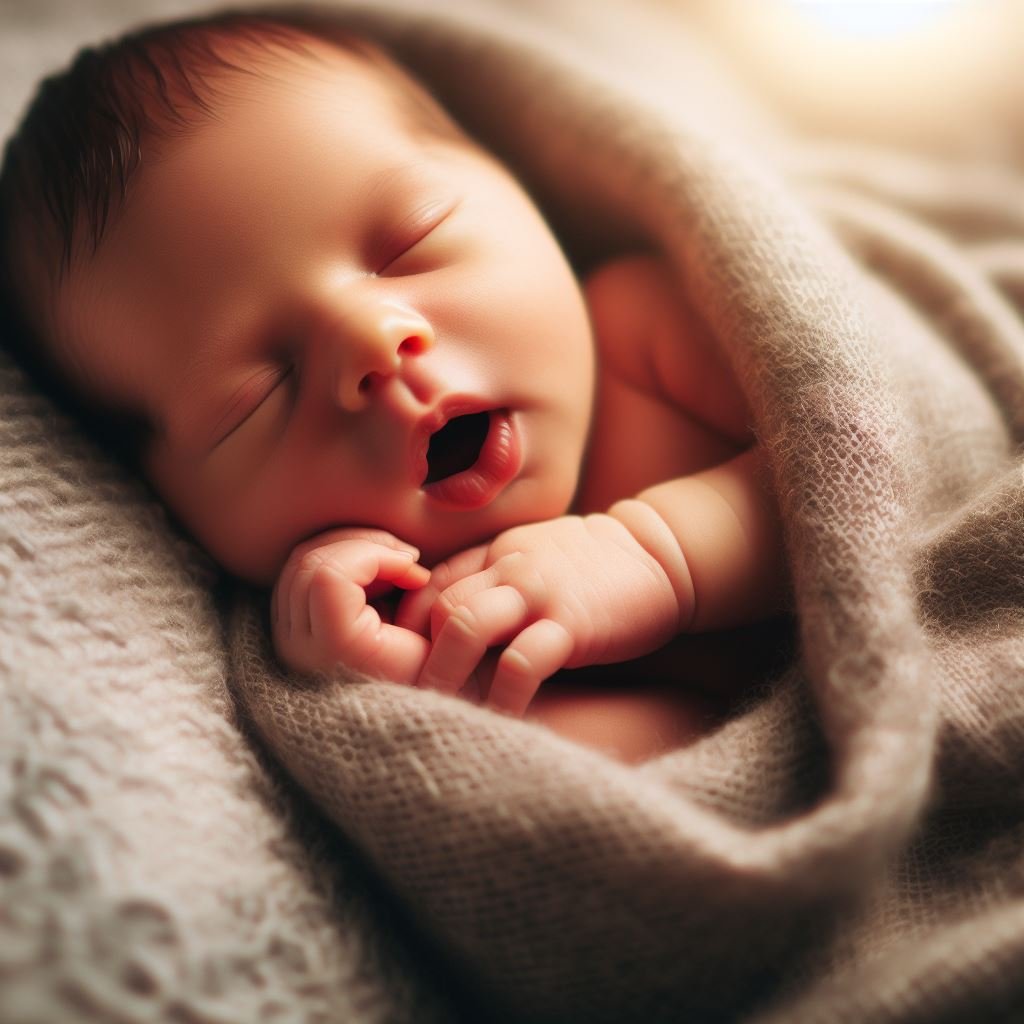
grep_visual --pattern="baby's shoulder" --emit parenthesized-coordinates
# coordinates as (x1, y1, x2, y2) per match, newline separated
(582, 252, 674, 335)
(583, 252, 750, 441)
(583, 253, 674, 386)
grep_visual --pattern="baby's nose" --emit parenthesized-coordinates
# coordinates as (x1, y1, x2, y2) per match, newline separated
(330, 298, 434, 412)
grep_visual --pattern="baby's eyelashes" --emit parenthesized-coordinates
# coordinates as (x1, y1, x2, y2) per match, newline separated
(370, 196, 461, 276)
(211, 365, 294, 450)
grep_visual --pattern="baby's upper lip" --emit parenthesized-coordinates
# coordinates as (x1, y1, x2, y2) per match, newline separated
(410, 396, 489, 487)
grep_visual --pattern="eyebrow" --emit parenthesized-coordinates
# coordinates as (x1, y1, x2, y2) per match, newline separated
(360, 158, 455, 235)
(363, 159, 433, 204)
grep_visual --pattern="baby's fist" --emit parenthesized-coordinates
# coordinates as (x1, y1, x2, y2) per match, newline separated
(271, 527, 430, 682)
(398, 514, 682, 715)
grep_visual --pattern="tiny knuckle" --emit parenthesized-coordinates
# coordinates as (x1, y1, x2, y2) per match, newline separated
(499, 646, 535, 682)
(315, 526, 388, 548)
(295, 548, 332, 577)
(358, 528, 399, 547)
(488, 539, 522, 565)
(286, 539, 317, 566)
(445, 603, 480, 636)
(325, 619, 370, 662)
(428, 568, 455, 598)
(434, 589, 461, 619)
(502, 527, 528, 548)
(515, 563, 547, 601)
(305, 563, 343, 602)
(291, 533, 349, 566)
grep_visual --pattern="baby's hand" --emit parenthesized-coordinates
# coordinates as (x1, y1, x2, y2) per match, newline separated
(271, 527, 431, 683)
(396, 515, 682, 716)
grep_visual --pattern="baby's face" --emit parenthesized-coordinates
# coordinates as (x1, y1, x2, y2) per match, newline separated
(47, 45, 595, 584)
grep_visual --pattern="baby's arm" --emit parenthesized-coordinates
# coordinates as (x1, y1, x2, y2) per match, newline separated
(608, 446, 784, 633)
(588, 254, 786, 632)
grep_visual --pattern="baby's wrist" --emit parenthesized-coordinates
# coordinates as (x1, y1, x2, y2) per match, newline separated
(606, 499, 696, 631)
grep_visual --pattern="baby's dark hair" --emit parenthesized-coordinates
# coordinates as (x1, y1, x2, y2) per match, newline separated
(0, 6, 461, 463)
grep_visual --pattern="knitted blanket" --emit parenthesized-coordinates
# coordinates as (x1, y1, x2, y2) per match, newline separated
(4, 2, 1024, 1021)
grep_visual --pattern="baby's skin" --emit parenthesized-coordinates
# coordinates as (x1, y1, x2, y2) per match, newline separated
(33, 35, 786, 761)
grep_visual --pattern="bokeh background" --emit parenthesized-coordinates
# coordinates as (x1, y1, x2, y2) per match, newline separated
(4, 0, 1024, 162)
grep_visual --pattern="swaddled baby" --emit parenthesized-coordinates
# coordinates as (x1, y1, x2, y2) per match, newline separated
(0, 10, 787, 762)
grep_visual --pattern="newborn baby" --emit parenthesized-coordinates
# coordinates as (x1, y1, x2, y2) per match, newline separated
(0, 11, 786, 761)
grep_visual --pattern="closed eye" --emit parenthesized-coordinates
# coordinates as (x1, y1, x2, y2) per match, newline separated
(372, 197, 459, 275)
(211, 366, 293, 449)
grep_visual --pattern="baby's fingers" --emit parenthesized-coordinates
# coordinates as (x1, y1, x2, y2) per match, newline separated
(487, 619, 574, 717)
(274, 542, 427, 675)
(303, 552, 429, 683)
(276, 531, 426, 624)
(417, 585, 528, 694)
(286, 543, 424, 636)
(395, 545, 489, 636)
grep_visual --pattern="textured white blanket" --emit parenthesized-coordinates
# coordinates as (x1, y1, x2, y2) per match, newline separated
(5, 2, 1024, 1022)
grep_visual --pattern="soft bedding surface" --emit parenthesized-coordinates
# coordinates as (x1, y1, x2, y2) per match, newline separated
(5, 2, 1024, 1022)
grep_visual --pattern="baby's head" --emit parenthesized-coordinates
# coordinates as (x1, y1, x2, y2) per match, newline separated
(0, 9, 595, 585)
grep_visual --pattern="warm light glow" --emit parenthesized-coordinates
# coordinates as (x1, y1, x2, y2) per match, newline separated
(790, 0, 965, 38)
(694, 0, 1010, 159)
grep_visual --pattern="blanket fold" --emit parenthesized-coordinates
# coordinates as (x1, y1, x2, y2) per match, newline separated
(227, 3, 1024, 1021)
(5, 1, 1024, 1021)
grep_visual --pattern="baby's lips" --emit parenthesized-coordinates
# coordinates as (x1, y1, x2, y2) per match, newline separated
(409, 395, 495, 488)
(423, 410, 520, 510)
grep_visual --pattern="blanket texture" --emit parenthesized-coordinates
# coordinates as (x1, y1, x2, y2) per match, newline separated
(5, 1, 1024, 1021)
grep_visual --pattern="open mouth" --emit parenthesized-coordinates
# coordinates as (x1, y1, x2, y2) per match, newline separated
(424, 411, 491, 484)
(419, 408, 521, 510)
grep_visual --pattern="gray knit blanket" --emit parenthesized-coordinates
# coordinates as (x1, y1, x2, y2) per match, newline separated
(5, 2, 1024, 1021)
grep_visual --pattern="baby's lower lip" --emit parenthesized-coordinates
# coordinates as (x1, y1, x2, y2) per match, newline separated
(423, 411, 520, 510)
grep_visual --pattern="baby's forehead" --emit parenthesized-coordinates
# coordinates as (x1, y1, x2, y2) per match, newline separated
(49, 31, 453, 279)
(48, 41, 466, 391)
(209, 31, 458, 148)
(218, 31, 403, 96)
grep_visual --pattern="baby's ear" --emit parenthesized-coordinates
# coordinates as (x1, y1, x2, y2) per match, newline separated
(0, 214, 154, 472)
(0, 280, 152, 475)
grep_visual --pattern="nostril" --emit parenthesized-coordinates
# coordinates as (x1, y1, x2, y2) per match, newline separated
(358, 371, 377, 394)
(399, 335, 428, 355)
